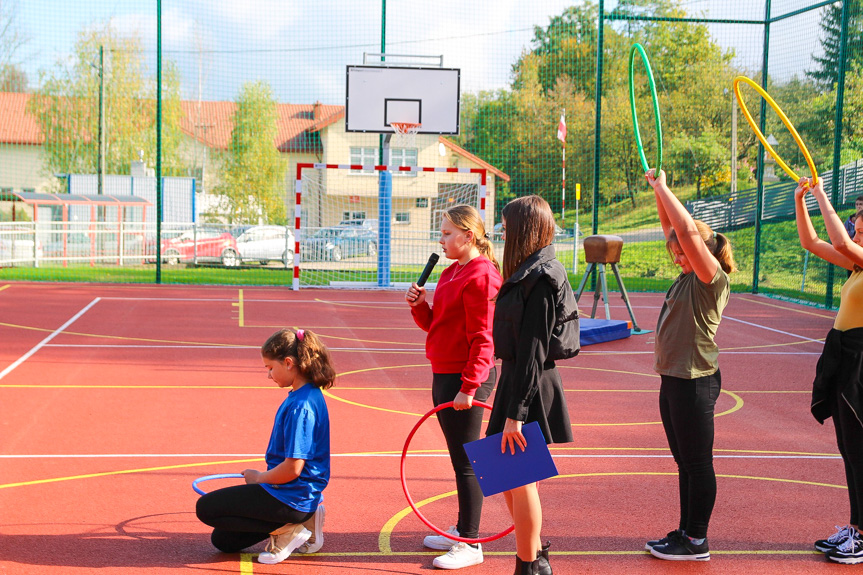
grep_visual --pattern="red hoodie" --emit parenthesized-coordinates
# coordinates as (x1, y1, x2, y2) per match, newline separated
(411, 256, 502, 396)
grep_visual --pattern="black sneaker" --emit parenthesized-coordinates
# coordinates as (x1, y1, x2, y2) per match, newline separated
(645, 529, 683, 551)
(828, 529, 863, 564)
(815, 525, 854, 553)
(649, 531, 710, 561)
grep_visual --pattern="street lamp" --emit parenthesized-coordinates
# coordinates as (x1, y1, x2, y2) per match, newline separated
(88, 46, 105, 195)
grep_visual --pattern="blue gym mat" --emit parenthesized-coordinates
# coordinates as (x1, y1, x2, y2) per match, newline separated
(580, 318, 632, 346)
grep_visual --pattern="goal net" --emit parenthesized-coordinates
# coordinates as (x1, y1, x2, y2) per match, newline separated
(293, 163, 488, 289)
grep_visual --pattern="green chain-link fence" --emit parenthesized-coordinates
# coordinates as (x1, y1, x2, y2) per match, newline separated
(0, 0, 859, 307)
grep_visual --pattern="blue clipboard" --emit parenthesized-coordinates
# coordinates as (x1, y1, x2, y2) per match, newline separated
(463, 421, 559, 497)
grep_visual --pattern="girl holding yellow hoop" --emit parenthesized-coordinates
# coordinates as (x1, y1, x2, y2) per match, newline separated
(794, 176, 863, 564)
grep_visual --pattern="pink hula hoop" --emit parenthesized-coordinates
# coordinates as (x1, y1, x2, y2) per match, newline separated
(400, 400, 515, 544)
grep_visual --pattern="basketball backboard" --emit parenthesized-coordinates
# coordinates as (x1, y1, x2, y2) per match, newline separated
(345, 65, 460, 135)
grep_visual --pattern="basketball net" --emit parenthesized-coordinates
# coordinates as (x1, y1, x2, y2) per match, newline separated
(390, 122, 421, 149)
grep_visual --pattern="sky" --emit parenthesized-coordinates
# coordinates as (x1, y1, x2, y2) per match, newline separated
(14, 0, 828, 106)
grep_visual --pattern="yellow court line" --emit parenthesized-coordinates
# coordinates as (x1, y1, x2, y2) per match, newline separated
(0, 284, 10, 293)
(314, 298, 404, 310)
(722, 339, 824, 350)
(572, 389, 743, 427)
(0, 458, 261, 490)
(234, 289, 245, 327)
(0, 320, 254, 347)
(379, 471, 846, 557)
(240, 553, 254, 574)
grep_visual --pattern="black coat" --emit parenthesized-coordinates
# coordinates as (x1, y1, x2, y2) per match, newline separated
(487, 245, 574, 444)
(811, 326, 863, 425)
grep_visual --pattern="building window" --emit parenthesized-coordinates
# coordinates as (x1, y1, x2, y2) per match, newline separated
(391, 148, 418, 177)
(416, 198, 428, 208)
(342, 211, 366, 221)
(350, 147, 377, 174)
(395, 212, 410, 224)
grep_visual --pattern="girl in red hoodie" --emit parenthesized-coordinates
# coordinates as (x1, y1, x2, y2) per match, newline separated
(406, 204, 502, 570)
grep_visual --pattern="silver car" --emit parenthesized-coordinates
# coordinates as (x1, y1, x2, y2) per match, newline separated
(234, 225, 296, 265)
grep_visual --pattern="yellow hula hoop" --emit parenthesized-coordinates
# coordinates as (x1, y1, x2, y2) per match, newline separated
(732, 76, 818, 184)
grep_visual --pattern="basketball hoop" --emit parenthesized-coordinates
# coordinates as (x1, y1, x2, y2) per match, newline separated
(390, 122, 421, 148)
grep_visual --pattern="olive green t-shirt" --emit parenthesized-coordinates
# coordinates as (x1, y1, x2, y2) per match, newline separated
(654, 267, 730, 379)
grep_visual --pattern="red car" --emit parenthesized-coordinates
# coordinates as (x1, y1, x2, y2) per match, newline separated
(160, 227, 240, 267)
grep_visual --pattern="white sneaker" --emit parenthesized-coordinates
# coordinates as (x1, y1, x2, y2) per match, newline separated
(257, 524, 311, 564)
(432, 542, 483, 570)
(295, 504, 326, 554)
(424, 525, 460, 550)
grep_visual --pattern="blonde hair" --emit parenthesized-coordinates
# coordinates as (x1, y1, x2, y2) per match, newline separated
(443, 205, 499, 272)
(500, 195, 556, 280)
(667, 220, 737, 274)
(261, 328, 336, 389)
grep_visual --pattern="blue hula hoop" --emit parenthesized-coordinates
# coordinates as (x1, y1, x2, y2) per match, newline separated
(193, 473, 245, 496)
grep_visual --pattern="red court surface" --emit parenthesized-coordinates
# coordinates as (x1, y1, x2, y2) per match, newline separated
(0, 281, 850, 574)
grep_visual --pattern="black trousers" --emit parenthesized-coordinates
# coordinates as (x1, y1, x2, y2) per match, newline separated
(432, 368, 495, 539)
(832, 389, 863, 526)
(196, 484, 314, 552)
(658, 371, 721, 540)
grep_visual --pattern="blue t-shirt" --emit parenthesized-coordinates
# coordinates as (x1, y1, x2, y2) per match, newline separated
(261, 383, 330, 512)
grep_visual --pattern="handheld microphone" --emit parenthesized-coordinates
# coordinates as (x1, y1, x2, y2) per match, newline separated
(417, 253, 440, 287)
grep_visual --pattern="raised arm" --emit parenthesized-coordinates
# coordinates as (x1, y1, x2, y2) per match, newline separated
(646, 169, 719, 283)
(796, 177, 863, 270)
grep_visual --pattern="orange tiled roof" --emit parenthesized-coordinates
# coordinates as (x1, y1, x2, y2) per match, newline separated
(439, 136, 510, 182)
(178, 100, 344, 152)
(0, 92, 344, 151)
(0, 93, 509, 180)
(0, 92, 42, 145)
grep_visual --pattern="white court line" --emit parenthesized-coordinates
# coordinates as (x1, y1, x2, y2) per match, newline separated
(99, 296, 405, 305)
(723, 315, 825, 344)
(40, 344, 816, 355)
(0, 453, 840, 460)
(0, 298, 101, 381)
(41, 344, 423, 352)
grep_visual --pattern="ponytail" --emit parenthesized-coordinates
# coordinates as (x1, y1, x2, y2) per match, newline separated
(712, 232, 737, 274)
(261, 328, 336, 389)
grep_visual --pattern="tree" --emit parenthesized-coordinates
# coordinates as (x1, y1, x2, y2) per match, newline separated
(217, 81, 286, 225)
(28, 22, 185, 185)
(0, 0, 28, 92)
(808, 0, 863, 91)
(0, 64, 26, 92)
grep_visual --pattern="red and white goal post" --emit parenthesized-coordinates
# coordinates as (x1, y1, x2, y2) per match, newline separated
(292, 163, 488, 290)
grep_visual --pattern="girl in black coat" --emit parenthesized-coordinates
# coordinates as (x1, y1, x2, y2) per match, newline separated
(487, 195, 575, 575)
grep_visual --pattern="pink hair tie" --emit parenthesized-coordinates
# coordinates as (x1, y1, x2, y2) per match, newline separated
(296, 329, 305, 342)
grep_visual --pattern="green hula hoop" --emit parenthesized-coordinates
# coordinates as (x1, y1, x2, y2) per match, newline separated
(629, 43, 663, 174)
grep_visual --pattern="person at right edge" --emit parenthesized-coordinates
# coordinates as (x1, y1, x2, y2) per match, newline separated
(644, 168, 737, 562)
(487, 195, 577, 575)
(795, 176, 863, 565)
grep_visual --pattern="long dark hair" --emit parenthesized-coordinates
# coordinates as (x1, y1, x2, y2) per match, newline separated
(500, 195, 556, 280)
(261, 328, 336, 389)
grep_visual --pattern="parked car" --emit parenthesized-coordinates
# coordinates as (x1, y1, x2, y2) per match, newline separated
(491, 222, 580, 241)
(0, 226, 42, 266)
(301, 226, 378, 261)
(161, 227, 240, 267)
(338, 218, 378, 232)
(234, 225, 295, 265)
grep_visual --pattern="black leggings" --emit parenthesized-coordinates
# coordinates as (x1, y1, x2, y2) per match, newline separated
(196, 484, 314, 552)
(658, 371, 721, 540)
(832, 389, 863, 526)
(432, 369, 495, 539)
